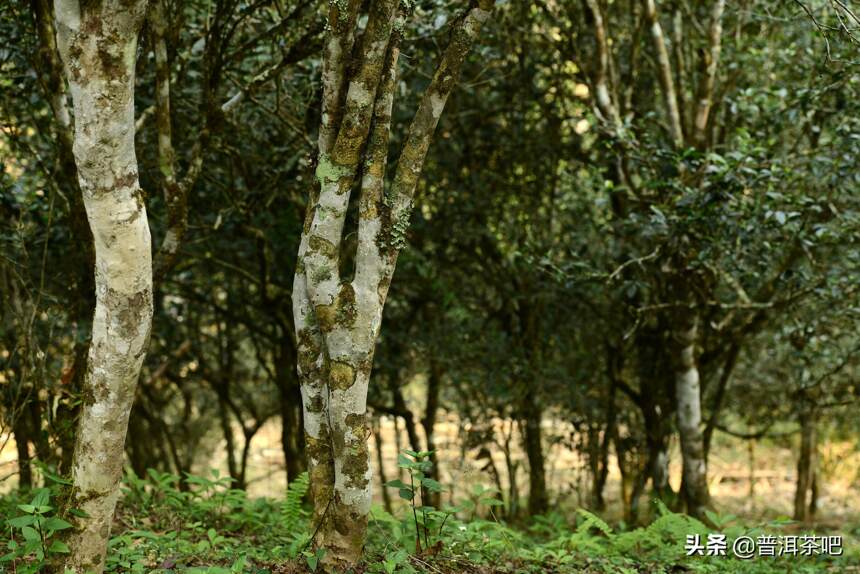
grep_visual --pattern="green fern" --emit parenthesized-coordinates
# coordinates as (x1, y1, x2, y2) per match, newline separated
(281, 472, 310, 532)
(575, 508, 614, 538)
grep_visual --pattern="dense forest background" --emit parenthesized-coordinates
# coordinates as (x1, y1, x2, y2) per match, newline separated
(1, 0, 859, 572)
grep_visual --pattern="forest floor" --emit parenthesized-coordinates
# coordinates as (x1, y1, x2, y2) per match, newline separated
(1, 465, 859, 574)
(0, 448, 860, 574)
(2, 420, 860, 573)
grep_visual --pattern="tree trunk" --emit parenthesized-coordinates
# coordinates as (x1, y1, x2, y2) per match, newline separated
(13, 417, 33, 490)
(372, 417, 393, 513)
(586, 425, 602, 509)
(522, 395, 548, 516)
(502, 421, 520, 518)
(276, 340, 306, 484)
(673, 314, 710, 519)
(809, 469, 818, 520)
(218, 397, 241, 488)
(32, 0, 96, 476)
(793, 410, 816, 522)
(55, 1, 153, 571)
(292, 0, 493, 565)
(593, 389, 618, 512)
(421, 361, 442, 508)
(641, 405, 673, 503)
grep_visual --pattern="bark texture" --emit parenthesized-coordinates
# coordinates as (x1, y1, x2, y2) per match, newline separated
(292, 0, 494, 566)
(673, 314, 710, 519)
(54, 0, 153, 571)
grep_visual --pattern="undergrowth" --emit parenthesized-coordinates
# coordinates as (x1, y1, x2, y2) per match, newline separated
(1, 464, 857, 573)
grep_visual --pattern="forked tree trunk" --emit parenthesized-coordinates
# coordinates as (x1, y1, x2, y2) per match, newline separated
(54, 1, 153, 571)
(673, 314, 710, 519)
(292, 0, 493, 566)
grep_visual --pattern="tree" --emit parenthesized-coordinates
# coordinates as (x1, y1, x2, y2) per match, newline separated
(292, 0, 494, 565)
(54, 0, 153, 571)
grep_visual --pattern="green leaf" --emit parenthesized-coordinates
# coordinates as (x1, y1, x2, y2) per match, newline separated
(21, 526, 40, 542)
(39, 468, 73, 486)
(16, 504, 36, 514)
(420, 478, 444, 492)
(48, 541, 70, 554)
(397, 454, 413, 468)
(30, 489, 50, 507)
(398, 488, 414, 501)
(384, 479, 410, 489)
(44, 517, 74, 531)
(8, 515, 35, 528)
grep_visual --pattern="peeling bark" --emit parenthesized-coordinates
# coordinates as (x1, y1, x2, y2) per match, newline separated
(54, 0, 153, 571)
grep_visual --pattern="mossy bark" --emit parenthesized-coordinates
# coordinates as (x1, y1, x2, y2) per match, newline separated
(292, 0, 495, 566)
(54, 0, 153, 571)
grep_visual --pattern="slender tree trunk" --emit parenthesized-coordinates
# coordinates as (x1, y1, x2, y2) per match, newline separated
(502, 438, 520, 519)
(218, 397, 241, 487)
(126, 404, 159, 477)
(276, 341, 306, 484)
(586, 425, 602, 509)
(594, 389, 617, 512)
(13, 418, 33, 490)
(522, 394, 548, 515)
(747, 439, 756, 509)
(421, 362, 442, 508)
(642, 0, 685, 147)
(391, 383, 422, 455)
(33, 0, 96, 475)
(793, 410, 816, 522)
(477, 447, 506, 516)
(54, 1, 153, 571)
(28, 398, 50, 466)
(372, 417, 393, 513)
(809, 469, 818, 520)
(674, 314, 710, 519)
(642, 407, 673, 502)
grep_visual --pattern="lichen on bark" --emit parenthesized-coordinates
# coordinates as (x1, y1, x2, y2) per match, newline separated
(54, 0, 153, 572)
(291, 0, 496, 566)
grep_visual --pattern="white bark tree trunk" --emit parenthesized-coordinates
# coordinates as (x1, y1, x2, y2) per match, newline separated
(292, 0, 494, 566)
(674, 314, 710, 519)
(54, 1, 153, 571)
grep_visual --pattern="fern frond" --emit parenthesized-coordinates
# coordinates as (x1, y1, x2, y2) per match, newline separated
(575, 508, 614, 537)
(281, 472, 310, 532)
